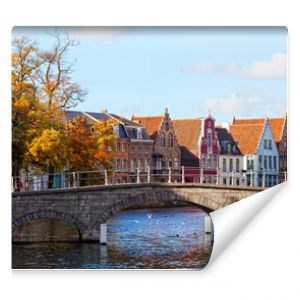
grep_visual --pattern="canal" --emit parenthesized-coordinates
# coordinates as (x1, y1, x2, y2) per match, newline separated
(12, 207, 213, 269)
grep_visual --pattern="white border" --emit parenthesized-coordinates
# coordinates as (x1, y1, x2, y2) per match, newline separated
(1, 1, 299, 299)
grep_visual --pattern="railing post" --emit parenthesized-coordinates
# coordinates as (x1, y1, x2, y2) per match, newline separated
(262, 173, 265, 188)
(284, 171, 287, 182)
(216, 168, 219, 185)
(168, 167, 172, 183)
(76, 171, 80, 187)
(250, 173, 253, 187)
(11, 178, 15, 192)
(181, 166, 185, 183)
(104, 169, 108, 185)
(136, 168, 140, 184)
(200, 169, 203, 184)
(147, 165, 151, 183)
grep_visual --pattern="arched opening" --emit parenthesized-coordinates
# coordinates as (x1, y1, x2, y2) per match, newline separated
(92, 197, 214, 269)
(12, 218, 82, 242)
(12, 211, 85, 243)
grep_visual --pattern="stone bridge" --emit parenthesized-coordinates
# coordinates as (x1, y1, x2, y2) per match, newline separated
(12, 183, 264, 242)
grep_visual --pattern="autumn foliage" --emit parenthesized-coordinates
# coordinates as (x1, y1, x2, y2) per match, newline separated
(12, 33, 115, 176)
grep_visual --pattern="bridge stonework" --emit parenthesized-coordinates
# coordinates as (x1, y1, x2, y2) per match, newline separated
(12, 183, 263, 242)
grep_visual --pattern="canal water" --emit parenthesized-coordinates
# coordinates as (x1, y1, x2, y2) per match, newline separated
(12, 207, 213, 269)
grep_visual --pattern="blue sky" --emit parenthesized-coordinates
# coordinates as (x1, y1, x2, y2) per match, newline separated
(12, 27, 287, 123)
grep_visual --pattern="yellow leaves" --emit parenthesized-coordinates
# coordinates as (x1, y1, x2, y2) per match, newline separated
(26, 128, 70, 171)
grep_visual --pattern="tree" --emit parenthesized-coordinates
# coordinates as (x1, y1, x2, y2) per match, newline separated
(12, 33, 87, 176)
(66, 116, 116, 172)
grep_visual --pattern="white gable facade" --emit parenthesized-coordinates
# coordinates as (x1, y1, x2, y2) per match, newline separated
(244, 120, 279, 187)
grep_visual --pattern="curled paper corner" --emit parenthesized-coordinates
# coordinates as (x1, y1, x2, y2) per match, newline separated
(207, 182, 287, 267)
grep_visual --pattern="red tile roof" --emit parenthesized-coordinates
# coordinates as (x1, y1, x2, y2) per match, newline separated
(132, 116, 203, 152)
(172, 119, 202, 152)
(233, 116, 286, 143)
(131, 116, 163, 139)
(230, 123, 265, 155)
(268, 118, 286, 143)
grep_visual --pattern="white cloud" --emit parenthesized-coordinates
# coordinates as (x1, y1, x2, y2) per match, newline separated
(227, 53, 287, 79)
(201, 88, 287, 117)
(184, 53, 287, 80)
(183, 62, 219, 73)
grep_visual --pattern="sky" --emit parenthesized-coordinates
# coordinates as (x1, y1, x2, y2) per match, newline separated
(12, 27, 287, 123)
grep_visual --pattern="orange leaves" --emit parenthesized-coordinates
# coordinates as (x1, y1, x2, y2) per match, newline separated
(65, 116, 115, 171)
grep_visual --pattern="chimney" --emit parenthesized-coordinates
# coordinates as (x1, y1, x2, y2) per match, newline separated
(101, 109, 108, 114)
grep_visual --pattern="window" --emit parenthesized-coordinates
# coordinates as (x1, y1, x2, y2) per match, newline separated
(269, 156, 272, 169)
(259, 155, 263, 169)
(207, 132, 212, 150)
(162, 157, 165, 169)
(269, 140, 272, 149)
(116, 159, 121, 170)
(174, 158, 179, 169)
(229, 177, 232, 185)
(130, 160, 134, 172)
(156, 157, 162, 170)
(227, 143, 231, 154)
(165, 122, 169, 131)
(131, 145, 135, 153)
(236, 159, 240, 172)
(236, 178, 240, 186)
(247, 156, 254, 171)
(274, 156, 277, 170)
(137, 128, 142, 139)
(139, 159, 143, 171)
(264, 156, 267, 169)
(229, 159, 233, 172)
(168, 133, 173, 148)
(117, 142, 121, 152)
(168, 159, 172, 168)
(122, 159, 127, 170)
(207, 156, 211, 169)
(223, 177, 227, 185)
(161, 133, 165, 147)
(223, 158, 226, 172)
(264, 140, 267, 149)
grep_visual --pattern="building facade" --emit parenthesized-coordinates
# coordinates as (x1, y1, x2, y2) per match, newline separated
(216, 126, 243, 186)
(172, 113, 219, 183)
(269, 115, 287, 175)
(230, 118, 279, 187)
(132, 108, 181, 182)
(67, 110, 153, 184)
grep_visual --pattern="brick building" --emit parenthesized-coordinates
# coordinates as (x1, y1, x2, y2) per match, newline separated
(66, 110, 153, 183)
(132, 108, 181, 182)
(172, 113, 219, 183)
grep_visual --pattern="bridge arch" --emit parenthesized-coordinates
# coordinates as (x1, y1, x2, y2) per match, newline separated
(12, 210, 86, 241)
(92, 190, 213, 231)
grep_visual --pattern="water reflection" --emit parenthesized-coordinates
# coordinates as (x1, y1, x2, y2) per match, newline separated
(12, 207, 213, 269)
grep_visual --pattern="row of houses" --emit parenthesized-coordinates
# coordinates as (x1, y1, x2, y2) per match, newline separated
(66, 108, 287, 187)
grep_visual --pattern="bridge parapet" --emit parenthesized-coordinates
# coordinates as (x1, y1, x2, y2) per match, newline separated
(12, 183, 265, 242)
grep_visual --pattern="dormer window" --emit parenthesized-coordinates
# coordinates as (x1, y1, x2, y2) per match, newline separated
(137, 128, 142, 139)
(227, 143, 231, 153)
